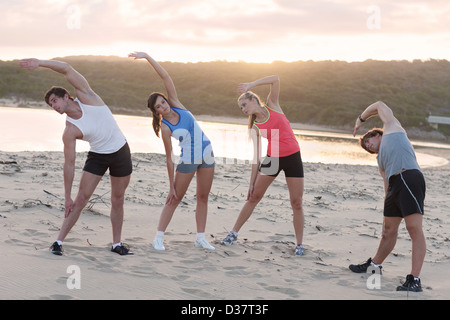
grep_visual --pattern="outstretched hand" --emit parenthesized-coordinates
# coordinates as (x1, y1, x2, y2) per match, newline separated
(128, 51, 148, 60)
(353, 118, 362, 137)
(237, 83, 251, 94)
(18, 58, 40, 70)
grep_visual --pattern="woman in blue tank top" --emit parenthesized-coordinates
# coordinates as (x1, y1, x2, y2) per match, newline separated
(129, 51, 215, 251)
(350, 101, 426, 292)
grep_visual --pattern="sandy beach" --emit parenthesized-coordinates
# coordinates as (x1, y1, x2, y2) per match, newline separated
(1, 147, 449, 301)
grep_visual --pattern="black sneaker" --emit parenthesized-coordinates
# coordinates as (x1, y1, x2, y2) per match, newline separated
(50, 241, 63, 256)
(396, 274, 422, 292)
(349, 258, 382, 274)
(111, 243, 133, 255)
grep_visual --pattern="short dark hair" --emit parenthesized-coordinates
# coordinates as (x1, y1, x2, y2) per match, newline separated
(359, 128, 383, 154)
(44, 86, 74, 106)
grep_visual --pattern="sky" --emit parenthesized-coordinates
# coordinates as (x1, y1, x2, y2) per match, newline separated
(1, 0, 449, 63)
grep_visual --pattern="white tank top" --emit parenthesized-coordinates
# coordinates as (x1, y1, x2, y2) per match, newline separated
(66, 98, 127, 154)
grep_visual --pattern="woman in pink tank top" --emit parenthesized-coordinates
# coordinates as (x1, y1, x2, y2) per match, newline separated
(222, 75, 305, 256)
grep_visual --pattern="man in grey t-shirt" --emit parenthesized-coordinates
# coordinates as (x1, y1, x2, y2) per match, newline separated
(349, 101, 426, 292)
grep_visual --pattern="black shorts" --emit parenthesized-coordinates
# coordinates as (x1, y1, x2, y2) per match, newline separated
(83, 143, 133, 177)
(384, 169, 426, 218)
(259, 151, 304, 178)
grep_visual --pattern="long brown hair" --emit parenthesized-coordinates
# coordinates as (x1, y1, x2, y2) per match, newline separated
(147, 92, 166, 137)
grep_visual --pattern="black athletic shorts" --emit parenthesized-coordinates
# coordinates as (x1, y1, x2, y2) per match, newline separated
(83, 142, 133, 177)
(259, 151, 304, 178)
(384, 169, 425, 218)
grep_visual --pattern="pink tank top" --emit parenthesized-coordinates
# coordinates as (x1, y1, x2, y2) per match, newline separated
(253, 105, 300, 157)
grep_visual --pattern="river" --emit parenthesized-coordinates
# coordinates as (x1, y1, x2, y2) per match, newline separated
(0, 106, 448, 168)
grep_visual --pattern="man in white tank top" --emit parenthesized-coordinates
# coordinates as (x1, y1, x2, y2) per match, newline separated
(19, 58, 132, 256)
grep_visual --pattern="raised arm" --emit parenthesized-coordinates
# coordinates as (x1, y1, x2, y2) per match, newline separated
(128, 52, 184, 109)
(19, 58, 104, 106)
(237, 75, 281, 112)
(353, 101, 404, 136)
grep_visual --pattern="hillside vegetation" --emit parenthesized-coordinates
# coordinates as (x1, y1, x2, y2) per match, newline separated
(1, 56, 450, 135)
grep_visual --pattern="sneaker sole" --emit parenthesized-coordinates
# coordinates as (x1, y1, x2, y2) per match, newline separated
(221, 241, 237, 246)
(396, 286, 422, 292)
(195, 241, 215, 250)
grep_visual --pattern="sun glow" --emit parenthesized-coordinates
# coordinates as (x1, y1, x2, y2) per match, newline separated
(1, 0, 449, 63)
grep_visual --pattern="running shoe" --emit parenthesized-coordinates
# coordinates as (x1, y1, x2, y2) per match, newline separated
(396, 274, 422, 292)
(195, 238, 215, 250)
(50, 241, 63, 256)
(295, 244, 305, 256)
(152, 238, 165, 251)
(349, 258, 382, 274)
(111, 243, 133, 255)
(221, 231, 238, 245)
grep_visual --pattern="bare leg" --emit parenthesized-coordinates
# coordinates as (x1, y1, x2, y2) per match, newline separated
(194, 167, 214, 233)
(372, 216, 402, 265)
(286, 177, 304, 245)
(57, 171, 102, 242)
(110, 174, 131, 244)
(232, 174, 275, 232)
(404, 213, 426, 277)
(157, 171, 195, 232)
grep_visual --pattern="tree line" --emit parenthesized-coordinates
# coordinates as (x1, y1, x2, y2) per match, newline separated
(1, 56, 449, 134)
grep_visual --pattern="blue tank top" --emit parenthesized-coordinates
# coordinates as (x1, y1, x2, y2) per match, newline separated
(377, 132, 421, 179)
(161, 107, 213, 164)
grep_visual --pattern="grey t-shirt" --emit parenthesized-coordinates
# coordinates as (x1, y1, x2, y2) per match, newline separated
(377, 132, 421, 179)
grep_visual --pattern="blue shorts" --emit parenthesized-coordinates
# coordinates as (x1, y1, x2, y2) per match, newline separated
(176, 158, 215, 174)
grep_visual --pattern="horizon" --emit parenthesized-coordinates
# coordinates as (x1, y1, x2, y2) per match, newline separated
(3, 54, 449, 64)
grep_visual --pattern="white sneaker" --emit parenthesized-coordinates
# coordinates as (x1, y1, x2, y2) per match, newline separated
(152, 238, 165, 251)
(195, 238, 215, 250)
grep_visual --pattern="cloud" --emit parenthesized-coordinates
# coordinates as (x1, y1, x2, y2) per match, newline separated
(1, 0, 449, 61)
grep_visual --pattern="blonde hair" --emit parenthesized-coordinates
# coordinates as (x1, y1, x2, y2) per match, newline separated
(238, 91, 263, 129)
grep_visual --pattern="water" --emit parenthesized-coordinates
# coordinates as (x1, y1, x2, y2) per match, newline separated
(0, 106, 448, 168)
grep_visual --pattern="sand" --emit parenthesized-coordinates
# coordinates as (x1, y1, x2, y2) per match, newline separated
(1, 149, 450, 301)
